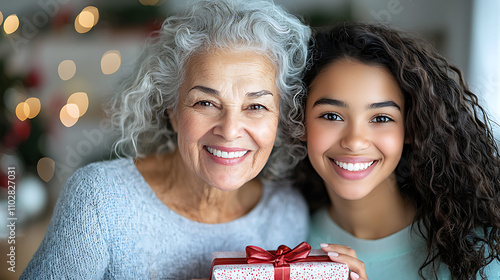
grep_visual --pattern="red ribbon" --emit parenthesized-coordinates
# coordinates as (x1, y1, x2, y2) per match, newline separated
(246, 242, 311, 280)
(209, 242, 332, 280)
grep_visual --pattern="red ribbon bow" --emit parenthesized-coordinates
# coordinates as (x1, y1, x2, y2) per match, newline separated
(245, 242, 311, 280)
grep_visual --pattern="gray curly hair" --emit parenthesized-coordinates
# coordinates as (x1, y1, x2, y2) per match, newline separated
(109, 0, 310, 179)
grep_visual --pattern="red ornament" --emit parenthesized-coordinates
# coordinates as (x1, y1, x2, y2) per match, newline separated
(25, 67, 43, 89)
(13, 119, 31, 142)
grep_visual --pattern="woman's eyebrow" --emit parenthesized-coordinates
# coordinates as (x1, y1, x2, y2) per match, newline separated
(312, 98, 401, 111)
(189, 85, 219, 95)
(246, 90, 273, 98)
(312, 98, 347, 108)
(367, 101, 401, 111)
(189, 86, 273, 98)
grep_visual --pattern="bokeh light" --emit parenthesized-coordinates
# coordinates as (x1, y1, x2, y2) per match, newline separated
(25, 97, 41, 119)
(84, 6, 99, 26)
(18, 176, 48, 218)
(16, 102, 30, 121)
(58, 60, 77, 81)
(60, 104, 80, 127)
(140, 0, 160, 6)
(75, 13, 92, 34)
(78, 11, 94, 29)
(75, 6, 99, 34)
(101, 50, 121, 75)
(37, 157, 55, 182)
(4, 14, 19, 34)
(67, 92, 89, 117)
(0, 11, 3, 25)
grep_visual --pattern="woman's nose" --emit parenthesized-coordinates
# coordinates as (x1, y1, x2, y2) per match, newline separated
(340, 124, 370, 152)
(213, 110, 244, 140)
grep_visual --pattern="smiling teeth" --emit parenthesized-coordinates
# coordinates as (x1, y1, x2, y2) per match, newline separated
(206, 147, 248, 159)
(334, 160, 374, 171)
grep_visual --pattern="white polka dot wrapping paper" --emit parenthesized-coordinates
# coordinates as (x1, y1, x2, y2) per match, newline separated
(209, 242, 349, 280)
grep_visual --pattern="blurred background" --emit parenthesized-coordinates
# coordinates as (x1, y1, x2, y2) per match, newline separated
(0, 0, 498, 278)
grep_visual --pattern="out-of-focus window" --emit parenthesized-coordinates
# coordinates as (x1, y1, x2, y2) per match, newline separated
(469, 0, 500, 141)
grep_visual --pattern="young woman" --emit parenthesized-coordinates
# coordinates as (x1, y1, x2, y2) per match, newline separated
(294, 23, 500, 279)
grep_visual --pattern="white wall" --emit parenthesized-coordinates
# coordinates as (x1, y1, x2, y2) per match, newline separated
(469, 0, 500, 139)
(350, 0, 472, 76)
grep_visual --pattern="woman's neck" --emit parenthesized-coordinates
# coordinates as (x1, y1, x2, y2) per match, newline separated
(134, 150, 262, 223)
(327, 174, 415, 240)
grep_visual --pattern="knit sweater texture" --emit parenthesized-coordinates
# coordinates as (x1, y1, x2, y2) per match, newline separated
(21, 158, 308, 279)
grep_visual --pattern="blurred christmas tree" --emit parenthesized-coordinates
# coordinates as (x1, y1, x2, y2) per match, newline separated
(0, 58, 47, 187)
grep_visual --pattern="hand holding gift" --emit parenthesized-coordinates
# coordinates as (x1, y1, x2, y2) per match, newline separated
(209, 242, 349, 279)
(320, 243, 368, 280)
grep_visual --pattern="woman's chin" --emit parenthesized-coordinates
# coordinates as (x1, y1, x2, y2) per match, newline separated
(329, 185, 372, 202)
(204, 176, 250, 192)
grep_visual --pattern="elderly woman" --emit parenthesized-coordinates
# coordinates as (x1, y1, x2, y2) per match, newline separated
(21, 0, 310, 279)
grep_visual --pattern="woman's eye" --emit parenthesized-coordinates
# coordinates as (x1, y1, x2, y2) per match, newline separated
(247, 104, 267, 110)
(371, 115, 393, 123)
(320, 113, 342, 121)
(194, 100, 215, 107)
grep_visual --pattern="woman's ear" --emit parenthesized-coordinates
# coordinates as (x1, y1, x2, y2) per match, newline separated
(167, 109, 178, 132)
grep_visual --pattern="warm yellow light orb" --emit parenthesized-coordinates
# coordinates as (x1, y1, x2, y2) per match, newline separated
(139, 0, 159, 5)
(60, 104, 80, 127)
(75, 6, 99, 33)
(101, 50, 121, 75)
(4, 14, 19, 34)
(75, 14, 91, 33)
(78, 10, 94, 28)
(16, 102, 30, 121)
(83, 6, 99, 26)
(37, 157, 55, 182)
(25, 97, 41, 119)
(58, 60, 77, 81)
(68, 92, 89, 117)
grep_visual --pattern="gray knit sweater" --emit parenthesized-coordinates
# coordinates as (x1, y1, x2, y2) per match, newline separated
(21, 158, 308, 279)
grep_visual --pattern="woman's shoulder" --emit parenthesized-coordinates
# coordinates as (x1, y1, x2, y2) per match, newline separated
(61, 157, 139, 199)
(68, 157, 134, 183)
(479, 258, 500, 278)
(72, 157, 133, 176)
(54, 158, 151, 231)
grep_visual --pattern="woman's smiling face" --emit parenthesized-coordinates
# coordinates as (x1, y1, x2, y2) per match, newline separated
(169, 49, 280, 191)
(304, 58, 406, 201)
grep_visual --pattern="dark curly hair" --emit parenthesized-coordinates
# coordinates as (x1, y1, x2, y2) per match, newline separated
(294, 22, 500, 279)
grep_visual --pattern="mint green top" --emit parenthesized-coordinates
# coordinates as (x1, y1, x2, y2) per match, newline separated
(308, 207, 500, 279)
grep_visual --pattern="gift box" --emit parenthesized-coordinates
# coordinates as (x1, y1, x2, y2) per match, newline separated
(209, 242, 349, 280)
